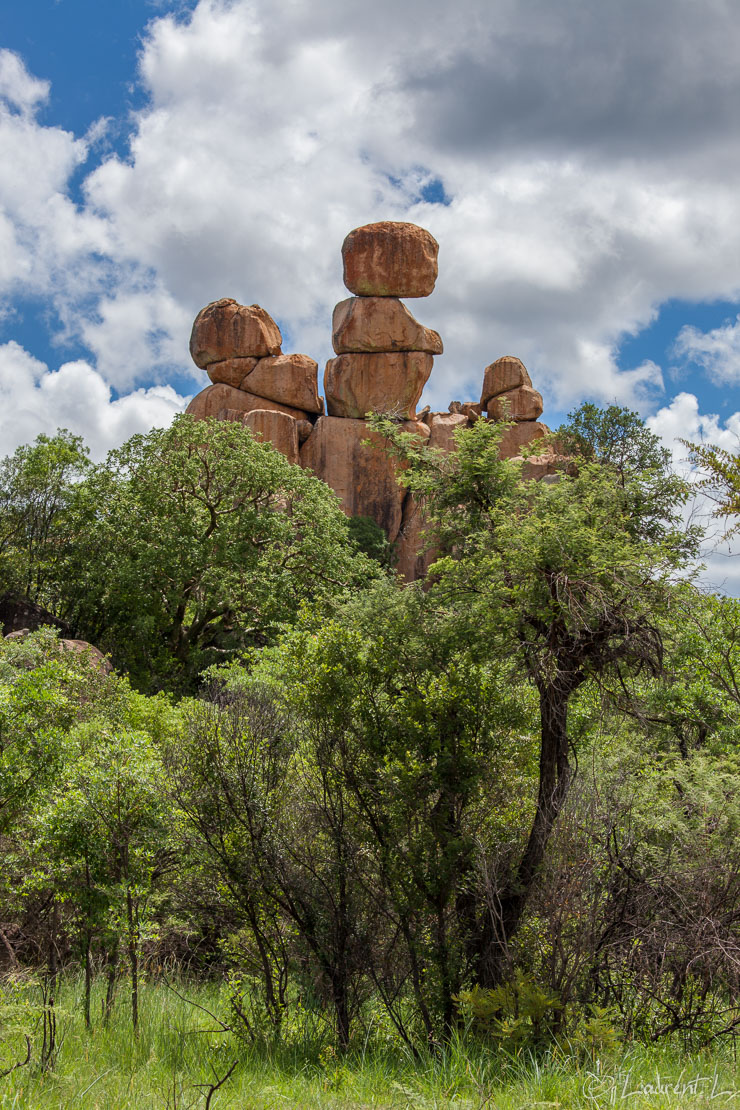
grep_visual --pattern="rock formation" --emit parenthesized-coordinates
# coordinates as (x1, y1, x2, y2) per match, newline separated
(185, 221, 566, 581)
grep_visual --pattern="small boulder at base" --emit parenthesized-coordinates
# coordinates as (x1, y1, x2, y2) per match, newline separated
(342, 222, 439, 298)
(187, 383, 308, 422)
(487, 386, 544, 422)
(332, 297, 443, 354)
(243, 409, 300, 465)
(498, 421, 549, 459)
(241, 353, 322, 414)
(190, 299, 282, 367)
(480, 356, 532, 408)
(207, 357, 259, 389)
(324, 352, 433, 420)
(300, 416, 406, 541)
(60, 639, 113, 675)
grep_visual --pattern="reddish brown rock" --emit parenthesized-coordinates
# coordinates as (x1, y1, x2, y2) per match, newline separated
(243, 409, 300, 465)
(402, 419, 431, 441)
(395, 495, 437, 583)
(461, 402, 482, 422)
(332, 297, 443, 354)
(487, 386, 544, 422)
(190, 299, 282, 367)
(300, 416, 406, 541)
(296, 419, 314, 444)
(186, 383, 308, 422)
(480, 356, 532, 408)
(241, 353, 321, 413)
(342, 222, 439, 298)
(428, 412, 468, 453)
(60, 639, 113, 675)
(324, 352, 433, 420)
(498, 421, 549, 459)
(207, 357, 259, 389)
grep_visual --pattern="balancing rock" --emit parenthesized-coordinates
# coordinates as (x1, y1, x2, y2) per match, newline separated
(480, 356, 532, 409)
(324, 352, 433, 420)
(487, 385, 544, 422)
(207, 357, 259, 389)
(242, 353, 322, 414)
(342, 222, 439, 298)
(186, 383, 308, 422)
(332, 297, 443, 355)
(190, 299, 282, 367)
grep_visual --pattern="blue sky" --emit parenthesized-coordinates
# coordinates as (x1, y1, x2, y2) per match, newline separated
(1, 0, 740, 536)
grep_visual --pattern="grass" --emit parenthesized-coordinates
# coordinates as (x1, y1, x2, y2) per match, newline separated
(0, 976, 738, 1108)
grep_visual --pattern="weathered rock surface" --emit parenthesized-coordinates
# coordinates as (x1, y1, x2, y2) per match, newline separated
(324, 352, 433, 420)
(207, 357, 259, 389)
(60, 639, 113, 674)
(300, 417, 406, 541)
(461, 402, 482, 422)
(241, 353, 322, 413)
(342, 222, 439, 298)
(243, 409, 300, 465)
(498, 421, 549, 459)
(428, 412, 468, 453)
(296, 419, 314, 444)
(187, 383, 308, 422)
(190, 299, 282, 367)
(480, 356, 532, 408)
(395, 495, 437, 583)
(332, 297, 443, 354)
(487, 386, 544, 422)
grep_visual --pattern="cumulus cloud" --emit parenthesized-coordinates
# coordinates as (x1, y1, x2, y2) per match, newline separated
(673, 315, 740, 385)
(0, 341, 188, 460)
(4, 0, 740, 453)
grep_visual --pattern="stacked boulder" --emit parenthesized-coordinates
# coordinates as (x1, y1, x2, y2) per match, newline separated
(480, 355, 566, 478)
(186, 298, 322, 464)
(301, 222, 442, 542)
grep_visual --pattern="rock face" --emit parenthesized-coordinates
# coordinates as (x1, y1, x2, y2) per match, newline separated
(332, 297, 443, 354)
(300, 417, 407, 541)
(242, 354, 322, 414)
(190, 299, 282, 367)
(186, 383, 308, 422)
(324, 352, 433, 420)
(243, 409, 300, 465)
(342, 222, 439, 298)
(498, 421, 549, 459)
(428, 412, 468, 453)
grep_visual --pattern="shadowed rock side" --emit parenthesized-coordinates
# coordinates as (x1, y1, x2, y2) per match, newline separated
(184, 222, 568, 581)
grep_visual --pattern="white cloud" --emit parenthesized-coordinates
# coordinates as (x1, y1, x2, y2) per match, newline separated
(5, 0, 740, 453)
(673, 315, 740, 385)
(0, 341, 188, 460)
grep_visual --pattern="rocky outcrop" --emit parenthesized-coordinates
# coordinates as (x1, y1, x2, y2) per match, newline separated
(184, 222, 567, 583)
(342, 222, 439, 298)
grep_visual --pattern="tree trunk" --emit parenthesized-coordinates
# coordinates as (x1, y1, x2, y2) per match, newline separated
(479, 675, 576, 986)
(127, 887, 139, 1035)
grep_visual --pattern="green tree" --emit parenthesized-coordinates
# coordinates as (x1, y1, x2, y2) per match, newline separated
(59, 416, 377, 691)
(370, 412, 696, 984)
(0, 431, 89, 609)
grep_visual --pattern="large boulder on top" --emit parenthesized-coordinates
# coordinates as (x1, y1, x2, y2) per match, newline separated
(300, 416, 408, 541)
(186, 383, 309, 422)
(342, 222, 439, 298)
(190, 299, 282, 367)
(332, 297, 443, 354)
(242, 409, 300, 465)
(324, 352, 433, 420)
(207, 357, 259, 389)
(241, 353, 322, 414)
(487, 386, 544, 422)
(480, 356, 532, 408)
